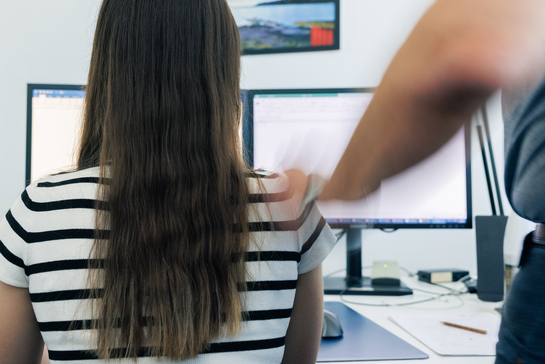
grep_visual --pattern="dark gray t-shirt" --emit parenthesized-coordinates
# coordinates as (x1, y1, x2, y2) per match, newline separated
(504, 76, 545, 223)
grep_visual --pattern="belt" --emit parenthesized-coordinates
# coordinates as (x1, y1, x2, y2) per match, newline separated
(533, 223, 545, 246)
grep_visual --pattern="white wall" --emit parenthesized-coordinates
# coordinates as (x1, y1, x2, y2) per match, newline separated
(0, 0, 508, 277)
(0, 0, 102, 210)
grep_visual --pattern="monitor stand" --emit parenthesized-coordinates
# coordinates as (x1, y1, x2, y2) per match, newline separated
(323, 227, 413, 296)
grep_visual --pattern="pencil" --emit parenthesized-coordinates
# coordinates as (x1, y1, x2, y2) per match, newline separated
(441, 321, 487, 335)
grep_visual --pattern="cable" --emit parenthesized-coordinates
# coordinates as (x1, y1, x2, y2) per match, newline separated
(340, 290, 451, 307)
(339, 291, 438, 306)
(339, 289, 466, 309)
(338, 274, 472, 308)
(410, 287, 455, 295)
(334, 229, 347, 242)
(429, 275, 472, 295)
(399, 266, 416, 277)
(325, 266, 472, 308)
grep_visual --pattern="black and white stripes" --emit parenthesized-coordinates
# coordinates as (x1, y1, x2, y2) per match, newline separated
(0, 167, 336, 363)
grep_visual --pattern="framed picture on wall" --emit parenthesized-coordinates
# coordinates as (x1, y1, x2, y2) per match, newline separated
(228, 0, 340, 55)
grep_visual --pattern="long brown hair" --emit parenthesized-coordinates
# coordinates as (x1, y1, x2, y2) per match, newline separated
(78, 0, 250, 360)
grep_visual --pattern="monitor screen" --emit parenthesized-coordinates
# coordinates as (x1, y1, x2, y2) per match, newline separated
(244, 88, 472, 229)
(26, 84, 86, 185)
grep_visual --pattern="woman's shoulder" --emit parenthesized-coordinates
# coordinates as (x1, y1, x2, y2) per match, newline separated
(247, 170, 290, 195)
(25, 166, 101, 202)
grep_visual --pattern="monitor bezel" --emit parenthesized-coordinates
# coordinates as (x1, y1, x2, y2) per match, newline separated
(243, 88, 473, 229)
(26, 83, 86, 186)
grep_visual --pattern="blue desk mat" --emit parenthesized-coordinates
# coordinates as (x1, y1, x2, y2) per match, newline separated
(318, 302, 429, 362)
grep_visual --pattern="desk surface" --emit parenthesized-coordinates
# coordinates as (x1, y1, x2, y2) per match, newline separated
(321, 276, 501, 364)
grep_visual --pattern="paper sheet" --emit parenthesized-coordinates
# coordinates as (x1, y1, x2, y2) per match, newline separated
(389, 313, 501, 356)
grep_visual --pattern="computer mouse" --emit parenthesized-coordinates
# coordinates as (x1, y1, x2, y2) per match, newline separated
(322, 309, 343, 339)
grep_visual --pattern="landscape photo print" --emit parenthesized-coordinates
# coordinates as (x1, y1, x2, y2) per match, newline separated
(228, 0, 340, 55)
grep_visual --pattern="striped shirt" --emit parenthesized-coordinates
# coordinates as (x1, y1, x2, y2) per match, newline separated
(0, 167, 336, 363)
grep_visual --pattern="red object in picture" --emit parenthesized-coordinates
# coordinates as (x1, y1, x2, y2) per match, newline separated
(310, 27, 334, 47)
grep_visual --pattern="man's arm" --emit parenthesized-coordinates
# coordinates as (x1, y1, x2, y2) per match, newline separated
(320, 0, 545, 201)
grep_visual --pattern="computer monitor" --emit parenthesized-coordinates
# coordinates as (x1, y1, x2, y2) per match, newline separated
(25, 85, 472, 294)
(26, 84, 86, 185)
(243, 88, 472, 295)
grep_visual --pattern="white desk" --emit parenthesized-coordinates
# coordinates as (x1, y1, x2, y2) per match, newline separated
(321, 276, 501, 364)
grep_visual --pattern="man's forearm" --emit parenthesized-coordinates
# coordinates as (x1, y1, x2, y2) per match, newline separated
(321, 0, 545, 201)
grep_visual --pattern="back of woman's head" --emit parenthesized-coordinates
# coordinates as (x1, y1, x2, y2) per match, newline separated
(78, 0, 250, 360)
(80, 0, 241, 170)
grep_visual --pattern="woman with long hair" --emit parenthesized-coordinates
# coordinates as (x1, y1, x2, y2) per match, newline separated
(0, 1, 336, 362)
